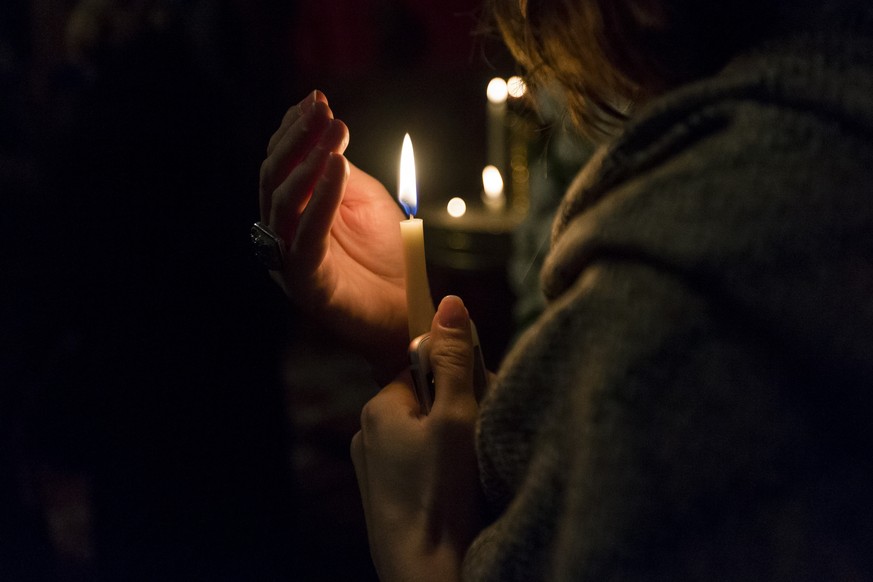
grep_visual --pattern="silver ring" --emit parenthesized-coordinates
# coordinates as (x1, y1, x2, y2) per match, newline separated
(250, 221, 285, 270)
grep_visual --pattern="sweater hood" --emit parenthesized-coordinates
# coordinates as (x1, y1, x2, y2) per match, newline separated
(541, 2, 873, 382)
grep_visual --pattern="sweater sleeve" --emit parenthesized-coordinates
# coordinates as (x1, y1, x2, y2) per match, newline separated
(547, 261, 804, 580)
(466, 258, 870, 581)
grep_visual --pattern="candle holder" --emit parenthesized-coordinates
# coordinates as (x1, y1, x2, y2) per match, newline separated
(421, 203, 521, 271)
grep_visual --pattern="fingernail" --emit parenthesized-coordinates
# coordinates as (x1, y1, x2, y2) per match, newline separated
(298, 90, 318, 114)
(314, 89, 328, 106)
(438, 295, 468, 329)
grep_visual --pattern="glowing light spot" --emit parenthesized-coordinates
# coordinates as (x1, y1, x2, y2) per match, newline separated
(507, 76, 527, 98)
(447, 197, 467, 218)
(486, 78, 508, 104)
(482, 165, 504, 198)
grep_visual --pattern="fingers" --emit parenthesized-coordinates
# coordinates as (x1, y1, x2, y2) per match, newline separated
(351, 430, 379, 563)
(260, 89, 347, 225)
(428, 296, 477, 418)
(289, 152, 349, 275)
(360, 376, 422, 432)
(350, 430, 370, 524)
(266, 90, 328, 156)
(268, 118, 349, 243)
(267, 100, 334, 175)
(260, 101, 330, 223)
(351, 377, 421, 574)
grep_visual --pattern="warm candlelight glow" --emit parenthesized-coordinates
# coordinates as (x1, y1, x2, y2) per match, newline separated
(507, 76, 527, 98)
(399, 133, 417, 216)
(482, 165, 505, 199)
(487, 77, 508, 104)
(447, 197, 467, 218)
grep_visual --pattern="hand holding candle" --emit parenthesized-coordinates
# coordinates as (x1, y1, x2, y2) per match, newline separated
(398, 134, 436, 341)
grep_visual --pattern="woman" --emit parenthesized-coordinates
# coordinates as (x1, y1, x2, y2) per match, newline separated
(257, 0, 873, 579)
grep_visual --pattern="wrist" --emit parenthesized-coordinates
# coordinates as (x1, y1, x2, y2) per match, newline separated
(375, 536, 465, 582)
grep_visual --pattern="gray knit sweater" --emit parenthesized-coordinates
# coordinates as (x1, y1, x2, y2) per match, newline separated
(464, 4, 873, 580)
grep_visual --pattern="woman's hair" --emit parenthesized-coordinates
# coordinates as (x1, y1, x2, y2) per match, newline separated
(488, 0, 776, 135)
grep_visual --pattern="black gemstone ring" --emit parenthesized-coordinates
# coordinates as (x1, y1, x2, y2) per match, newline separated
(250, 221, 285, 271)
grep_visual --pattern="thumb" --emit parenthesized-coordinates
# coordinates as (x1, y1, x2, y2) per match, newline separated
(428, 295, 475, 415)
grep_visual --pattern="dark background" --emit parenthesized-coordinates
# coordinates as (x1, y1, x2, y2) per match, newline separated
(1, 1, 520, 580)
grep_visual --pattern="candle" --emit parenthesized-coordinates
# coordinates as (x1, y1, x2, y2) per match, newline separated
(398, 133, 436, 340)
(486, 77, 508, 185)
(506, 75, 531, 214)
(481, 164, 505, 212)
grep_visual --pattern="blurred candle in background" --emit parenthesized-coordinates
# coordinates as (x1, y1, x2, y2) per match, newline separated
(481, 165, 505, 212)
(486, 77, 508, 186)
(506, 75, 531, 215)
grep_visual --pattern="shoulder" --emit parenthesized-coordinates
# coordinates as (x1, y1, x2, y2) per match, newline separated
(544, 37, 873, 310)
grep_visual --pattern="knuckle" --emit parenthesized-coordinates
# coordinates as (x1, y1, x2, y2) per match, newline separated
(358, 382, 407, 435)
(271, 186, 290, 212)
(430, 343, 472, 374)
(332, 119, 350, 147)
(259, 157, 275, 189)
(359, 398, 383, 433)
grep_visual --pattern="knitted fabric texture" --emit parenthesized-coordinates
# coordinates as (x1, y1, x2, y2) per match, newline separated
(464, 3, 873, 580)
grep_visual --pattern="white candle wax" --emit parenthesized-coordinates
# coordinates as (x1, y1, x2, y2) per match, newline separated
(400, 217, 435, 339)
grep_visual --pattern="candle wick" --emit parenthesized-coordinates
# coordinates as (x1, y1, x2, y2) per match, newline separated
(408, 214, 413, 220)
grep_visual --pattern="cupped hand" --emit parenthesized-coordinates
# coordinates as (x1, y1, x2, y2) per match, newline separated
(259, 91, 409, 376)
(351, 296, 485, 582)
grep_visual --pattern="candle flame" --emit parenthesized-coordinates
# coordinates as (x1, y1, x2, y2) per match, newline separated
(482, 165, 504, 198)
(487, 77, 508, 104)
(398, 133, 417, 216)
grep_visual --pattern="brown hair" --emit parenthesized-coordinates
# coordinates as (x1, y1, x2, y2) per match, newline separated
(488, 0, 775, 136)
